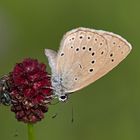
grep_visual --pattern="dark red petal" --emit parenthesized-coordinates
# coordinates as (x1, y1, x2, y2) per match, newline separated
(41, 88, 52, 96)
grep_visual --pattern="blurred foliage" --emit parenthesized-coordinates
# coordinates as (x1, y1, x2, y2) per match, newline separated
(0, 0, 139, 140)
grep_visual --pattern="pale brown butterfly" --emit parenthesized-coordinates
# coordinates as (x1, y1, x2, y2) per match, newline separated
(45, 27, 132, 101)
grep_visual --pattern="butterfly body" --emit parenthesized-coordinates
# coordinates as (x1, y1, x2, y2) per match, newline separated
(51, 74, 69, 101)
(45, 27, 132, 101)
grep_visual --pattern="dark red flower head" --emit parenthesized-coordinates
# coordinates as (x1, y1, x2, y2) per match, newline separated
(9, 58, 52, 123)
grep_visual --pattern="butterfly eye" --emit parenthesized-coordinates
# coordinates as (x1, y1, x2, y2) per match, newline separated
(60, 96, 66, 99)
(59, 95, 67, 102)
(110, 53, 113, 57)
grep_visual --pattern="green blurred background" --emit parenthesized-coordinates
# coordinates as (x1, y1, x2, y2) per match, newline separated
(0, 0, 139, 140)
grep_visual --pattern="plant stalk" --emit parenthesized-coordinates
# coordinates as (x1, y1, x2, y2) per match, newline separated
(27, 123, 35, 140)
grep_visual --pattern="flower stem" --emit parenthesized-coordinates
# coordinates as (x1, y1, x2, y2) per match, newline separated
(27, 123, 35, 140)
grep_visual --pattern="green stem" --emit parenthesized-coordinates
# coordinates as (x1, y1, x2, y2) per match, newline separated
(27, 123, 35, 140)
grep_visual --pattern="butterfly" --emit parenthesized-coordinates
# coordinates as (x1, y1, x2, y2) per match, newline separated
(45, 27, 132, 101)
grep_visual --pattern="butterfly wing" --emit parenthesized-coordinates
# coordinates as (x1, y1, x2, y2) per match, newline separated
(48, 27, 132, 93)
(45, 49, 57, 73)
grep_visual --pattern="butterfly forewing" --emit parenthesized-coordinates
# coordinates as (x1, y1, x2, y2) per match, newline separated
(56, 28, 112, 92)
